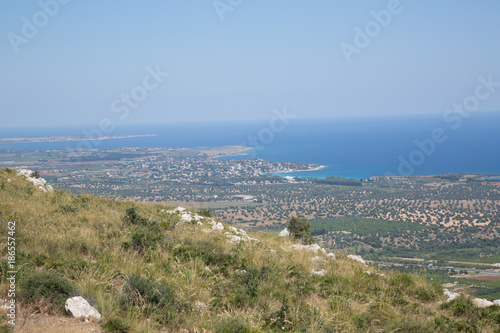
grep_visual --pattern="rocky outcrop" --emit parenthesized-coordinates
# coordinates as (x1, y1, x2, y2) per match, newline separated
(347, 254, 367, 266)
(471, 298, 494, 308)
(16, 169, 53, 192)
(444, 289, 460, 302)
(289, 243, 326, 253)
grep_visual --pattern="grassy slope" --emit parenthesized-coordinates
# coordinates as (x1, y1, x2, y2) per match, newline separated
(0, 169, 499, 333)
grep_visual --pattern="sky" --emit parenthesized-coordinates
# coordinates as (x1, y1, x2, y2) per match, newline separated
(1, 0, 500, 127)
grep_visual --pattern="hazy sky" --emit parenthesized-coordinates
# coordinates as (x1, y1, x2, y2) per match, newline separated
(1, 0, 500, 127)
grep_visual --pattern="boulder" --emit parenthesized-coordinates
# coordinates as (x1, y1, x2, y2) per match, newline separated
(65, 296, 101, 320)
(327, 252, 336, 260)
(493, 300, 500, 306)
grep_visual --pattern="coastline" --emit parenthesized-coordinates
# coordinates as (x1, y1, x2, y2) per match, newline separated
(277, 165, 327, 174)
(0, 134, 157, 144)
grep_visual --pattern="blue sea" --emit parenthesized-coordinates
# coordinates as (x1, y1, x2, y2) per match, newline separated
(1, 112, 500, 179)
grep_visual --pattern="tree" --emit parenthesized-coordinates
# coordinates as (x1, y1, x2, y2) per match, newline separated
(288, 216, 314, 244)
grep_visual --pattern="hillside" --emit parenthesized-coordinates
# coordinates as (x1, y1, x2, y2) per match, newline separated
(0, 168, 499, 332)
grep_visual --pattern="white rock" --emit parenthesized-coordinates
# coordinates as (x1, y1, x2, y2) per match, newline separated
(16, 169, 53, 192)
(166, 207, 187, 214)
(212, 222, 224, 231)
(312, 269, 327, 276)
(65, 296, 101, 320)
(194, 301, 207, 309)
(347, 255, 367, 266)
(180, 213, 194, 223)
(472, 298, 494, 308)
(363, 270, 372, 275)
(226, 234, 242, 243)
(327, 252, 336, 260)
(444, 289, 460, 302)
(493, 300, 500, 306)
(278, 228, 290, 237)
(289, 243, 326, 253)
(7, 179, 11, 182)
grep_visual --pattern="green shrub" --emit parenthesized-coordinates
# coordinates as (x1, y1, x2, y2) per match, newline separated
(388, 273, 415, 297)
(103, 317, 130, 333)
(59, 204, 78, 214)
(197, 209, 213, 217)
(172, 240, 238, 267)
(232, 266, 271, 306)
(123, 207, 147, 226)
(130, 224, 162, 251)
(19, 270, 76, 312)
(288, 216, 314, 244)
(123, 275, 174, 308)
(214, 316, 252, 333)
(270, 296, 290, 332)
(0, 325, 13, 333)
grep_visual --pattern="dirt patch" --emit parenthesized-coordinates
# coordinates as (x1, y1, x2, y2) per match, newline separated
(14, 313, 101, 333)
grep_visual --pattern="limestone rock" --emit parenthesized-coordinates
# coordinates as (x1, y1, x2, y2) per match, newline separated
(278, 228, 290, 237)
(312, 269, 327, 276)
(16, 169, 53, 192)
(444, 289, 460, 302)
(472, 298, 494, 308)
(289, 243, 326, 253)
(65, 296, 101, 320)
(212, 222, 224, 231)
(347, 254, 367, 266)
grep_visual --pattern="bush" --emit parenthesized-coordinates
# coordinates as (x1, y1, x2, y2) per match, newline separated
(389, 273, 415, 297)
(197, 209, 213, 218)
(232, 266, 271, 306)
(19, 271, 76, 312)
(103, 317, 130, 333)
(214, 316, 252, 333)
(288, 216, 314, 244)
(130, 224, 162, 251)
(172, 240, 238, 267)
(123, 207, 147, 226)
(123, 275, 174, 308)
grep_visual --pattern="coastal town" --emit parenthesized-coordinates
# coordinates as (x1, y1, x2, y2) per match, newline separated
(0, 145, 322, 196)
